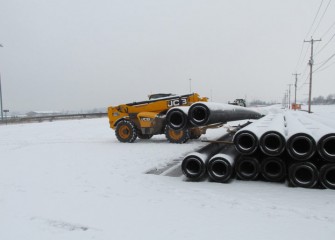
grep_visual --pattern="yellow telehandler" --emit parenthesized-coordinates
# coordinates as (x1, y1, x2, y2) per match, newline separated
(107, 93, 208, 143)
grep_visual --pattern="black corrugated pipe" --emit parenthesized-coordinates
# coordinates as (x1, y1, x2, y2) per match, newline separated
(233, 130, 259, 155)
(181, 132, 234, 181)
(259, 114, 286, 156)
(166, 106, 190, 131)
(233, 113, 282, 155)
(188, 102, 262, 127)
(235, 155, 260, 180)
(285, 112, 316, 161)
(288, 162, 319, 188)
(286, 134, 316, 161)
(261, 157, 286, 182)
(207, 144, 240, 183)
(319, 163, 335, 190)
(291, 111, 335, 163)
(318, 134, 335, 162)
(259, 131, 286, 157)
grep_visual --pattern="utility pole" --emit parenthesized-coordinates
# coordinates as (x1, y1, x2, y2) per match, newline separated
(292, 73, 301, 107)
(189, 78, 192, 94)
(285, 90, 288, 109)
(287, 84, 293, 109)
(304, 38, 321, 113)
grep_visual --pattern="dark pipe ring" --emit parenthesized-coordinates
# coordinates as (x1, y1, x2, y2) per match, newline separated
(167, 111, 187, 130)
(320, 164, 335, 189)
(207, 158, 232, 183)
(321, 136, 335, 159)
(234, 132, 258, 154)
(287, 134, 315, 160)
(261, 158, 285, 181)
(189, 105, 209, 125)
(289, 163, 318, 188)
(260, 132, 285, 156)
(181, 156, 205, 179)
(235, 157, 259, 180)
(210, 159, 228, 177)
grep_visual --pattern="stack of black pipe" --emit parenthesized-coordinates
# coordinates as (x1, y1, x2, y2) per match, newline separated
(166, 102, 262, 131)
(181, 110, 335, 190)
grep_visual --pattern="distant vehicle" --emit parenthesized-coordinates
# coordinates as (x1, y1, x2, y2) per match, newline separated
(228, 99, 246, 107)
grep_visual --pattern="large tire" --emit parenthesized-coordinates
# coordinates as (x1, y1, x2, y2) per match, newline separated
(137, 132, 153, 140)
(165, 125, 189, 143)
(115, 120, 138, 143)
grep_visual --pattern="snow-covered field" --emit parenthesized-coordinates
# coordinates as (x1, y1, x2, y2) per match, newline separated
(1, 105, 335, 240)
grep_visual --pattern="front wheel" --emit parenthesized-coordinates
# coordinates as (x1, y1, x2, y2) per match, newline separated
(165, 125, 190, 143)
(115, 120, 138, 143)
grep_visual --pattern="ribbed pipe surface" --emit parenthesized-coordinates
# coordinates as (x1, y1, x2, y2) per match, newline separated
(235, 155, 260, 180)
(261, 157, 286, 182)
(319, 164, 335, 189)
(207, 145, 239, 183)
(288, 162, 318, 188)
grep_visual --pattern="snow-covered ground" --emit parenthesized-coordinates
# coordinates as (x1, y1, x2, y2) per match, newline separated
(1, 105, 335, 240)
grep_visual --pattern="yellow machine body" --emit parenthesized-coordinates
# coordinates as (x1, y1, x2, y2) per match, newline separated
(108, 93, 207, 141)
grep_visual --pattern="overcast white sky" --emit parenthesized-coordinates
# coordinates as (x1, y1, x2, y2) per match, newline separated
(1, 0, 335, 112)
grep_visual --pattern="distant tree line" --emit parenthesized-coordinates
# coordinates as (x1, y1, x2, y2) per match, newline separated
(248, 99, 278, 107)
(311, 94, 335, 105)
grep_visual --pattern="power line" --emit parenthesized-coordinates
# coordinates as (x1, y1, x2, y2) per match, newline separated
(305, 0, 324, 39)
(311, 0, 332, 37)
(315, 31, 335, 55)
(296, 44, 310, 73)
(314, 60, 335, 73)
(313, 53, 335, 72)
(295, 43, 306, 71)
(321, 19, 335, 38)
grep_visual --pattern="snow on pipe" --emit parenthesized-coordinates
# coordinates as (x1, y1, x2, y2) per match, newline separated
(207, 144, 240, 183)
(285, 112, 316, 161)
(319, 164, 335, 189)
(188, 102, 262, 127)
(293, 112, 335, 162)
(233, 114, 278, 155)
(259, 114, 286, 157)
(181, 132, 234, 181)
(166, 106, 190, 130)
(288, 162, 319, 188)
(235, 155, 260, 180)
(260, 157, 286, 182)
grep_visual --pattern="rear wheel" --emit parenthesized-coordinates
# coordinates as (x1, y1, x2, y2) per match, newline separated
(115, 120, 137, 143)
(165, 125, 190, 143)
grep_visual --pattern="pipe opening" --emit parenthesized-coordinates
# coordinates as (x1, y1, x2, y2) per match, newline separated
(264, 134, 281, 151)
(264, 161, 281, 176)
(240, 161, 256, 176)
(211, 160, 228, 177)
(191, 107, 207, 122)
(238, 134, 255, 150)
(292, 137, 311, 155)
(295, 167, 313, 184)
(323, 137, 335, 156)
(169, 112, 184, 127)
(185, 159, 201, 175)
(325, 169, 335, 185)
